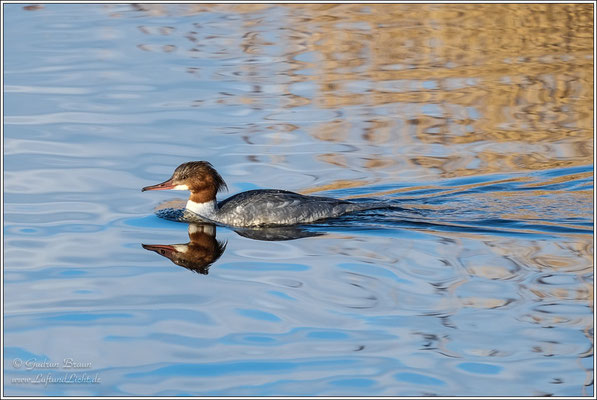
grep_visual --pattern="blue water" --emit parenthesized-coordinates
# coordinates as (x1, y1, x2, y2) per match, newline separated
(3, 3, 594, 396)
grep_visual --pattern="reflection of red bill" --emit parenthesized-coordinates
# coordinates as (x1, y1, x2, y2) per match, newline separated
(142, 244, 177, 256)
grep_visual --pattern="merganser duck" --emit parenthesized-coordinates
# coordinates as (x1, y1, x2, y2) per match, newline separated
(142, 161, 383, 227)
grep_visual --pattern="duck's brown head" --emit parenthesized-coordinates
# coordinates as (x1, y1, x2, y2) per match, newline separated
(142, 161, 228, 203)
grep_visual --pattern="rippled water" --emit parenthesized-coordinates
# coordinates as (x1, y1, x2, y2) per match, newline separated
(3, 3, 594, 396)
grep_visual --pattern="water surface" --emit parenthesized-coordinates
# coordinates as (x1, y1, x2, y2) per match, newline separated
(3, 3, 594, 396)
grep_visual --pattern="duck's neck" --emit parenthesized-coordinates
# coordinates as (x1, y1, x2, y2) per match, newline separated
(185, 199, 218, 221)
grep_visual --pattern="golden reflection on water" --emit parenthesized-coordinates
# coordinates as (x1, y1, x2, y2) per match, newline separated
(127, 3, 593, 178)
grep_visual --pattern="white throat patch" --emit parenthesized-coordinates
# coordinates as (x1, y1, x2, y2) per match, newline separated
(185, 199, 217, 220)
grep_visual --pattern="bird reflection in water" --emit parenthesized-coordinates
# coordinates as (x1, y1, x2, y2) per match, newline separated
(142, 222, 322, 274)
(142, 223, 226, 275)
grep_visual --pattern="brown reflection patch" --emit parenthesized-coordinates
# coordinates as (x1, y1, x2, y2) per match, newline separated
(23, 5, 43, 11)
(311, 120, 349, 142)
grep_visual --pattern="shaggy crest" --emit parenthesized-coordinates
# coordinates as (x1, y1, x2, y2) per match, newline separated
(173, 161, 228, 193)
